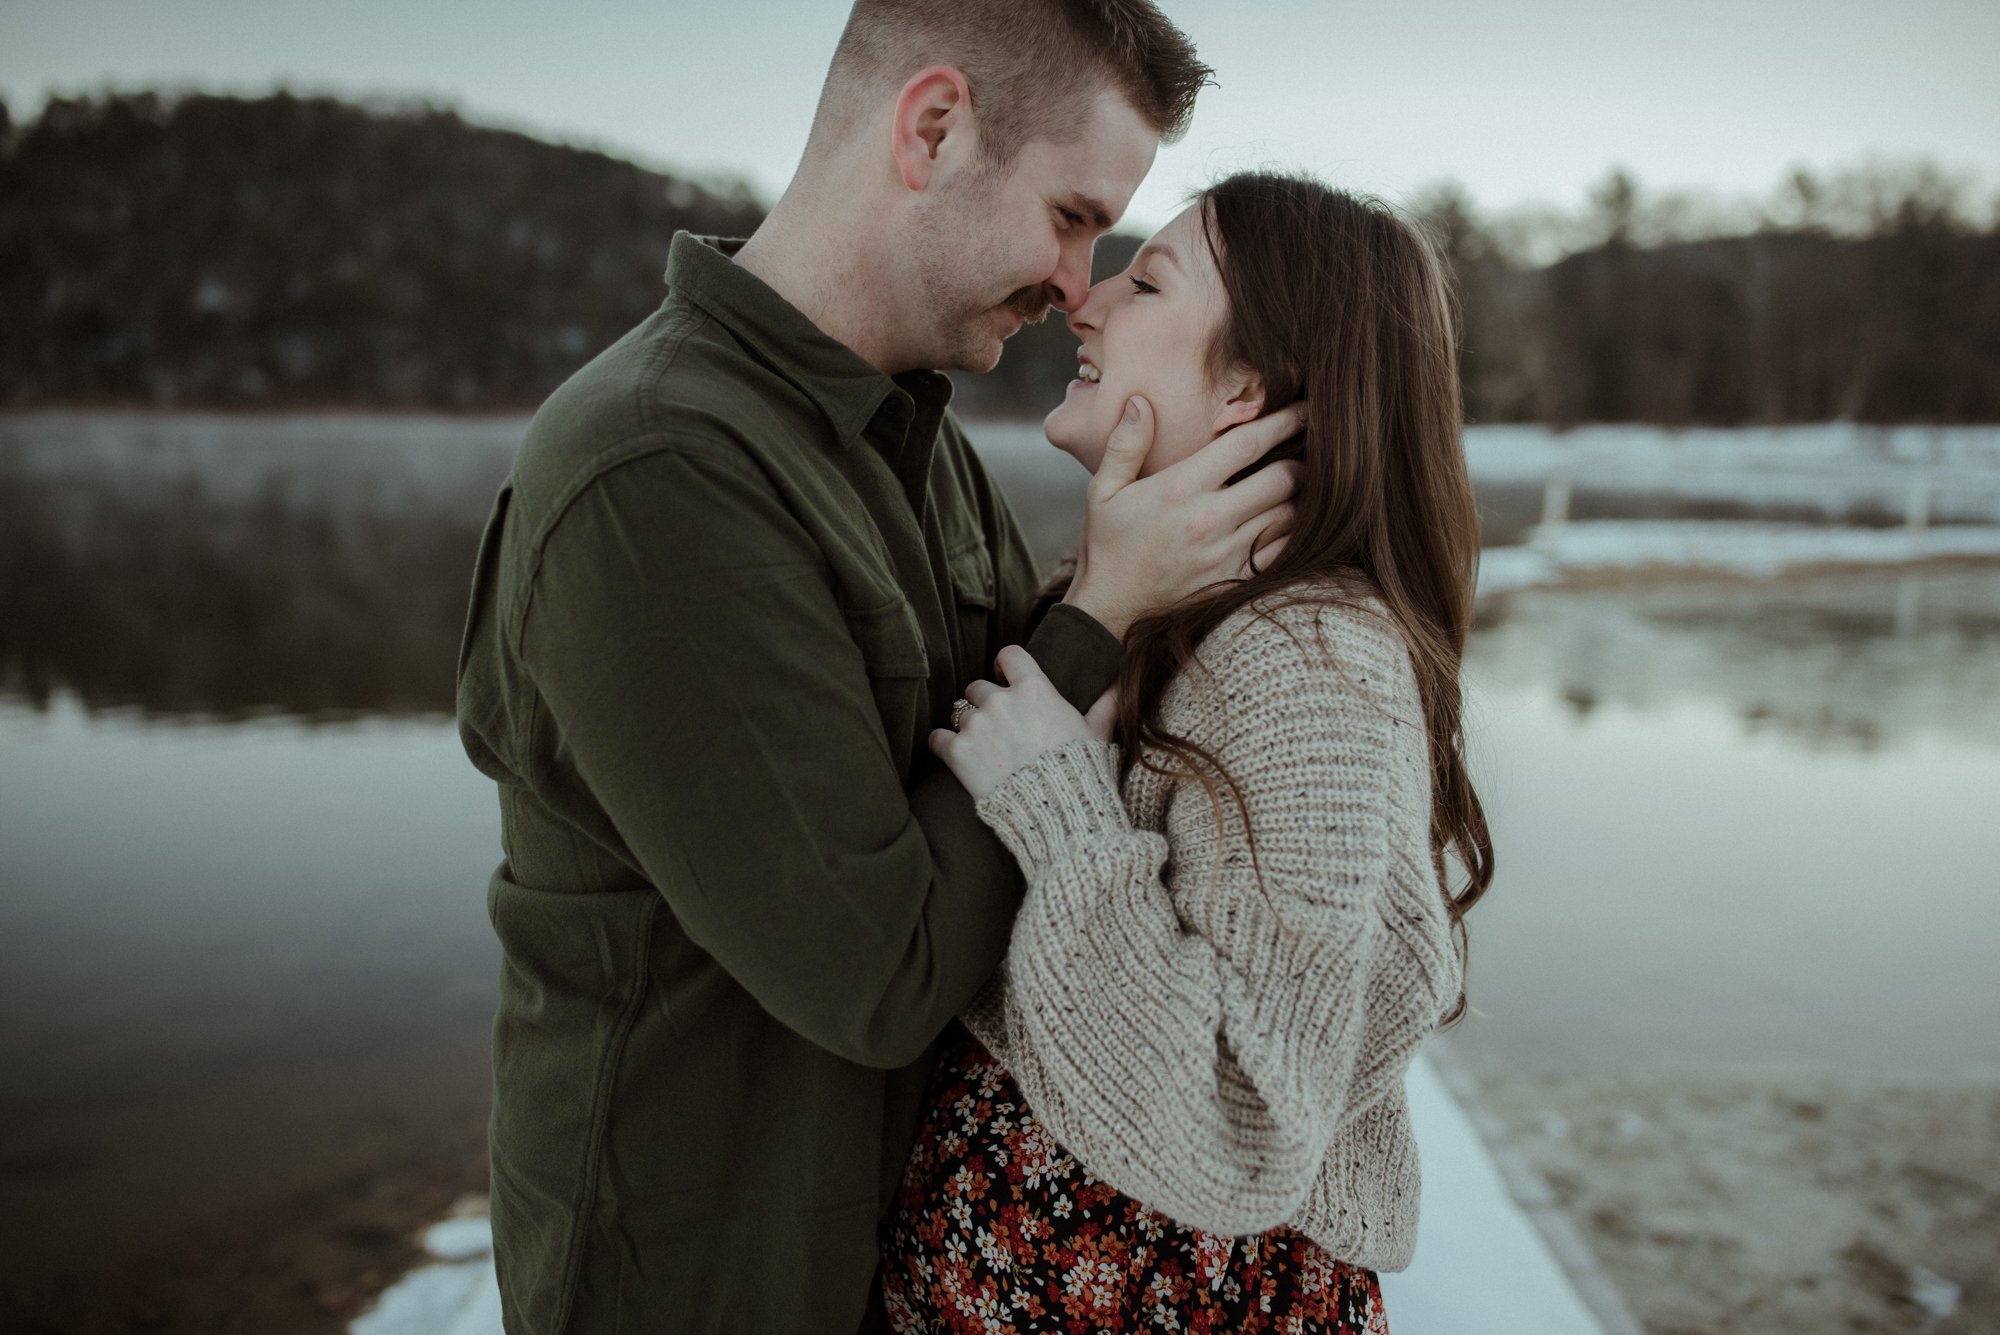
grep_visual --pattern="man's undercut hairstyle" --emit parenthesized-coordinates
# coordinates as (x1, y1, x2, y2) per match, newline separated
(813, 0, 1211, 171)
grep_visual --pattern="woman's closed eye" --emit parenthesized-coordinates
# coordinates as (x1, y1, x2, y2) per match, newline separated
(1128, 275, 1160, 295)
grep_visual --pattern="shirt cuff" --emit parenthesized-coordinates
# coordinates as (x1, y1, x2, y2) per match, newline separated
(974, 737, 1133, 873)
(1023, 602, 1123, 713)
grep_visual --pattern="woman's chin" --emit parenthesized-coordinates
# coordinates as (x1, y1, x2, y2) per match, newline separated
(1041, 412, 1100, 474)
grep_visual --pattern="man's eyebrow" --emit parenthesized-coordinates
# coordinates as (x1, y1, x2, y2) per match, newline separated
(1061, 193, 1115, 230)
(1133, 241, 1182, 271)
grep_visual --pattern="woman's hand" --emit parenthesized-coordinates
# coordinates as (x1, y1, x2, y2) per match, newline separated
(930, 646, 1119, 802)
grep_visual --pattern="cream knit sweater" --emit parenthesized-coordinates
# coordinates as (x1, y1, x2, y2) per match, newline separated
(962, 590, 1463, 1273)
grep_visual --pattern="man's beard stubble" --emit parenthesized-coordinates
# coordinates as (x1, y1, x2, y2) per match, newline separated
(906, 170, 1055, 370)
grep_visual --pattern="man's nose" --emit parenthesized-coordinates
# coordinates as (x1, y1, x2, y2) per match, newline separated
(1044, 242, 1097, 313)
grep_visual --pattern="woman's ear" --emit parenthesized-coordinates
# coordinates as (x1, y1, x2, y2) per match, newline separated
(1210, 372, 1266, 433)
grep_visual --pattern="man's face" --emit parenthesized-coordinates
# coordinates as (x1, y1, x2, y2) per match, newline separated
(904, 89, 1158, 374)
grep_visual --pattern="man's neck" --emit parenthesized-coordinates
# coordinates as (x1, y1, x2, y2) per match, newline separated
(732, 190, 909, 375)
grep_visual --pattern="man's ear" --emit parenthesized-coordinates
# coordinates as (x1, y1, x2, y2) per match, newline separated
(891, 66, 975, 193)
(1211, 372, 1266, 433)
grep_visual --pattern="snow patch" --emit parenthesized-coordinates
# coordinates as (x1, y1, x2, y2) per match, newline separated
(421, 1216, 494, 1261)
(1907, 1265, 1962, 1321)
(348, 1213, 500, 1335)
(1479, 521, 2000, 598)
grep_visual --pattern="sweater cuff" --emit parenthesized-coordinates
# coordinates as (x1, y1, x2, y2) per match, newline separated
(974, 737, 1133, 872)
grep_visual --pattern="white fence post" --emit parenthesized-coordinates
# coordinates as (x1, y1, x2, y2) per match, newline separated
(1904, 477, 1931, 533)
(1541, 476, 1572, 530)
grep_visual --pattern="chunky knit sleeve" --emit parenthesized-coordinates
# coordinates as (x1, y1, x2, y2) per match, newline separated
(961, 597, 1438, 1236)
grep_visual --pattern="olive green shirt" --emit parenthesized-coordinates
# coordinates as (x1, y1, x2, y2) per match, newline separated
(456, 231, 1122, 1334)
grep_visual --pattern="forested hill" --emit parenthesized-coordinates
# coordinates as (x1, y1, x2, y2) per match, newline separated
(1445, 214, 2000, 424)
(0, 92, 766, 408)
(2, 92, 1997, 421)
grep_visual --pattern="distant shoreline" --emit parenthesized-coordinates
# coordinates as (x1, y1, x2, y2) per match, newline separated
(9, 406, 2000, 428)
(1, 403, 544, 422)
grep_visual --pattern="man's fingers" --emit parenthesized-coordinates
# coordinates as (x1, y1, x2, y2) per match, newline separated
(1234, 500, 1297, 548)
(1248, 530, 1290, 576)
(994, 644, 1048, 687)
(1089, 396, 1155, 495)
(1172, 400, 1308, 493)
(1212, 458, 1301, 532)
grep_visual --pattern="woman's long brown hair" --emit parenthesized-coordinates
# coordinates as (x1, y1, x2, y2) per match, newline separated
(1036, 171, 1493, 1023)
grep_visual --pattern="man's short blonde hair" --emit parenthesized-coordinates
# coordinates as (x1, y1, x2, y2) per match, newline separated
(810, 0, 1211, 171)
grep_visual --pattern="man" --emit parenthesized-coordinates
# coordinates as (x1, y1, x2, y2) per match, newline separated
(455, 2, 1303, 1330)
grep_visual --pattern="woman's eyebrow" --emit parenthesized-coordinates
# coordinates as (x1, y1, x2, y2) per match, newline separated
(1133, 241, 1182, 271)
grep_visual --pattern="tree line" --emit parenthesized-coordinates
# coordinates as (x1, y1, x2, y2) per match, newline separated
(1419, 167, 2000, 424)
(1, 92, 763, 409)
(3, 92, 1995, 422)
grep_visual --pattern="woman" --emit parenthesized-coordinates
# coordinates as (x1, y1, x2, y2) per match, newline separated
(878, 170, 1493, 1333)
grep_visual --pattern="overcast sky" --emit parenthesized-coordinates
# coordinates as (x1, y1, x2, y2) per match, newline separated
(5, 0, 1997, 232)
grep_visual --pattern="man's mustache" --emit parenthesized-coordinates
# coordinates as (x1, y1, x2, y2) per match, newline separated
(1005, 285, 1055, 326)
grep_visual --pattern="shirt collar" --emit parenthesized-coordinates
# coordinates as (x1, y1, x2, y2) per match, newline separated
(663, 231, 953, 450)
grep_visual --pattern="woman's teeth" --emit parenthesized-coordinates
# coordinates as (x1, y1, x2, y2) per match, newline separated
(1077, 363, 1101, 383)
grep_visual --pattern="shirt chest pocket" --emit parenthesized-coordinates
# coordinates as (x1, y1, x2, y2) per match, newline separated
(842, 594, 929, 680)
(945, 541, 996, 609)
(841, 593, 930, 783)
(945, 540, 997, 668)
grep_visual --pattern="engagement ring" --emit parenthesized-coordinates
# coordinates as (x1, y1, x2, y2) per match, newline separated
(949, 698, 974, 730)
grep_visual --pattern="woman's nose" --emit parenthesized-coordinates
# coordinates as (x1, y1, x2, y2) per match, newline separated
(1066, 277, 1114, 337)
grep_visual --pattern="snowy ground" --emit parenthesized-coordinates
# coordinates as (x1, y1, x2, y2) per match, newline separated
(347, 1051, 1631, 1335)
(1478, 519, 2000, 598)
(964, 419, 2000, 564)
(1465, 423, 2000, 526)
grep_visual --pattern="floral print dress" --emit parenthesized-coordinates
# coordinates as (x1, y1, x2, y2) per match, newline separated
(881, 1027, 1391, 1334)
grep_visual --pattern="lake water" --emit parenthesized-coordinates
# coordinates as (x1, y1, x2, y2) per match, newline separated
(3, 413, 1997, 1319)
(1447, 573, 2000, 1082)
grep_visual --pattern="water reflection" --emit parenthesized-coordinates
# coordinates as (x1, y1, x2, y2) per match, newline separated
(1446, 682, 2000, 1082)
(0, 412, 516, 720)
(0, 696, 502, 1329)
(1471, 571, 2000, 752)
(1450, 572, 2000, 1082)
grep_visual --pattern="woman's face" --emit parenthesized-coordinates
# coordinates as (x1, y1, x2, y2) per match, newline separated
(1043, 201, 1261, 477)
